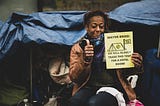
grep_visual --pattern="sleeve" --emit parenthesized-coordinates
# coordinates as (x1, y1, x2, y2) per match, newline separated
(69, 43, 91, 84)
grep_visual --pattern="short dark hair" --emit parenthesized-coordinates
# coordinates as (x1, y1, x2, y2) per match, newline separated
(83, 10, 108, 31)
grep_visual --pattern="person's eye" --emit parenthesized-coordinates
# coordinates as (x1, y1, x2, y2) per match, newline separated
(91, 25, 97, 28)
(92, 26, 96, 28)
(99, 25, 104, 29)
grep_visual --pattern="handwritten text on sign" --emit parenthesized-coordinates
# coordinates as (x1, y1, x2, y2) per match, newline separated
(104, 31, 134, 69)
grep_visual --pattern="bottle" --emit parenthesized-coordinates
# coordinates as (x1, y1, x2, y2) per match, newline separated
(23, 99, 30, 106)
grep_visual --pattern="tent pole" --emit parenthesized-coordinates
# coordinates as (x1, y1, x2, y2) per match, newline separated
(157, 34, 160, 58)
(30, 47, 33, 106)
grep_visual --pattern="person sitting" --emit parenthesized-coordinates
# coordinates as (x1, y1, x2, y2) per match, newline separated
(68, 10, 144, 106)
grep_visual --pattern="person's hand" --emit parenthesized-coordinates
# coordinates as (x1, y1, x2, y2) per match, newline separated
(131, 53, 143, 68)
(83, 39, 94, 62)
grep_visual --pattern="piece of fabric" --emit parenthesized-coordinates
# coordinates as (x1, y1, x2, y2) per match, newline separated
(49, 57, 71, 85)
(127, 75, 138, 88)
(0, 79, 28, 105)
(127, 99, 144, 106)
(108, 0, 160, 26)
(96, 87, 126, 106)
(44, 96, 58, 106)
(0, 11, 87, 60)
(142, 48, 160, 105)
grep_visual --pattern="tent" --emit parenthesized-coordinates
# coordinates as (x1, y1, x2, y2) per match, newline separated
(107, 0, 160, 105)
(0, 11, 87, 60)
(0, 11, 87, 106)
(108, 0, 160, 26)
(108, 0, 160, 55)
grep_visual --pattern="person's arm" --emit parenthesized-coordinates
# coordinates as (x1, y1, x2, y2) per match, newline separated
(131, 52, 144, 73)
(69, 43, 92, 84)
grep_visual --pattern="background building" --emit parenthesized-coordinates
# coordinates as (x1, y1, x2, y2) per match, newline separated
(0, 0, 139, 21)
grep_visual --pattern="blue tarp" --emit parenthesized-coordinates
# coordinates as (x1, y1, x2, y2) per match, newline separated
(108, 0, 160, 26)
(142, 49, 160, 105)
(0, 0, 160, 60)
(0, 11, 87, 60)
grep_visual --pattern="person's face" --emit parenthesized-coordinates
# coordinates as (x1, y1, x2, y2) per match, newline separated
(85, 16, 105, 39)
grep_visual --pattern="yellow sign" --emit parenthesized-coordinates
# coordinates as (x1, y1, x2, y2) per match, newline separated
(104, 31, 134, 69)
